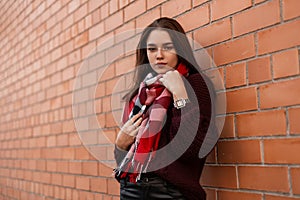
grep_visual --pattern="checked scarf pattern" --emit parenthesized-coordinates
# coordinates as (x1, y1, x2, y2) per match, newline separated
(114, 63, 189, 183)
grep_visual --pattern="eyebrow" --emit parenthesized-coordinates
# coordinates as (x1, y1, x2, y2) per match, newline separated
(146, 42, 174, 46)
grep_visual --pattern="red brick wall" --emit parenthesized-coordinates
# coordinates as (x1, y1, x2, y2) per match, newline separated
(0, 0, 299, 199)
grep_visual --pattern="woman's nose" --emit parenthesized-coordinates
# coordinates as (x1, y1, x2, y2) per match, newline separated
(156, 48, 163, 59)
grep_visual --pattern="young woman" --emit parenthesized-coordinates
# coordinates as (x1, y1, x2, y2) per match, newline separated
(113, 17, 214, 200)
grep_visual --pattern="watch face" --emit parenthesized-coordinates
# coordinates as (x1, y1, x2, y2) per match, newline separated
(177, 100, 184, 107)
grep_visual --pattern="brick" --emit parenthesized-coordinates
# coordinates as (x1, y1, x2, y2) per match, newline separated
(291, 167, 300, 195)
(67, 49, 81, 66)
(74, 3, 87, 23)
(80, 131, 98, 145)
(107, 179, 120, 195)
(239, 166, 289, 192)
(124, 0, 146, 21)
(136, 7, 160, 29)
(88, 0, 103, 13)
(258, 19, 300, 55)
(89, 22, 104, 41)
(105, 112, 118, 127)
(82, 41, 97, 59)
(264, 138, 300, 164)
(105, 11, 123, 32)
(75, 31, 89, 49)
(105, 43, 124, 67)
(213, 35, 255, 66)
(96, 82, 105, 99)
(82, 162, 98, 176)
(63, 174, 75, 187)
(255, 0, 267, 4)
(177, 4, 209, 32)
(124, 34, 140, 56)
(147, 0, 167, 9)
(91, 9, 101, 26)
(289, 107, 300, 134)
(72, 189, 79, 199)
(61, 147, 75, 160)
(217, 140, 261, 163)
(248, 56, 272, 84)
(75, 147, 91, 160)
(226, 62, 246, 88)
(90, 177, 107, 193)
(100, 2, 109, 20)
(233, 0, 280, 36)
(272, 48, 299, 79)
(218, 190, 262, 200)
(162, 0, 192, 17)
(211, 0, 252, 20)
(101, 130, 117, 145)
(205, 188, 216, 200)
(56, 161, 69, 173)
(88, 51, 105, 71)
(193, 0, 210, 7)
(119, 0, 129, 9)
(236, 110, 286, 136)
(200, 166, 237, 188)
(206, 148, 216, 163)
(103, 195, 113, 200)
(260, 78, 300, 109)
(283, 0, 300, 20)
(97, 113, 106, 128)
(99, 163, 115, 177)
(115, 55, 135, 76)
(220, 115, 235, 138)
(88, 145, 108, 161)
(47, 136, 56, 147)
(56, 134, 68, 146)
(76, 176, 90, 190)
(115, 21, 136, 43)
(265, 194, 300, 200)
(194, 18, 231, 48)
(109, 0, 118, 14)
(68, 0, 80, 14)
(226, 87, 258, 113)
(105, 77, 125, 96)
(107, 145, 115, 160)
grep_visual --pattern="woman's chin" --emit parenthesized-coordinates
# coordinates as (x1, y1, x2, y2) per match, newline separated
(152, 67, 172, 74)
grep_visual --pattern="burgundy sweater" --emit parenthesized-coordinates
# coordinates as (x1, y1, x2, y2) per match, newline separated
(114, 73, 212, 200)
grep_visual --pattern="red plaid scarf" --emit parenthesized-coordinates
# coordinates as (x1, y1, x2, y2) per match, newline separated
(114, 63, 189, 182)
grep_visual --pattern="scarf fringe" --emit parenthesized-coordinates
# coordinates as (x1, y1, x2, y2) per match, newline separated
(114, 148, 154, 183)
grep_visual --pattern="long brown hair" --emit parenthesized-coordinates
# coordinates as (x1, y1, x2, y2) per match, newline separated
(124, 17, 206, 100)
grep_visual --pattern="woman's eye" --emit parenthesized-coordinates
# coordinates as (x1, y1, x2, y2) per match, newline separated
(147, 47, 157, 51)
(163, 46, 174, 51)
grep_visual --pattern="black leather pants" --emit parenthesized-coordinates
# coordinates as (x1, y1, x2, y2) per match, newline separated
(120, 175, 186, 200)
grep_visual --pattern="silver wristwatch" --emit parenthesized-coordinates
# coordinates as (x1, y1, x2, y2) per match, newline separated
(173, 98, 190, 109)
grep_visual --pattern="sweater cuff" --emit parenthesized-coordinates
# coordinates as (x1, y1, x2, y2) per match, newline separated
(114, 144, 128, 166)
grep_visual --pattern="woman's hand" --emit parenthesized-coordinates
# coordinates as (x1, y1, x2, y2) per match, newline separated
(159, 70, 189, 100)
(115, 112, 143, 150)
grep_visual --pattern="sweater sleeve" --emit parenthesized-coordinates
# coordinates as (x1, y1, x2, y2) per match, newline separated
(114, 145, 128, 166)
(113, 101, 131, 166)
(169, 73, 213, 161)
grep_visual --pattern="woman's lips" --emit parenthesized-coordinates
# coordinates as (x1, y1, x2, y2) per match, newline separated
(155, 63, 167, 67)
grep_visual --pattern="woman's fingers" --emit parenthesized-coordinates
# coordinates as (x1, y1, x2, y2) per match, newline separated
(121, 112, 143, 135)
(130, 112, 142, 123)
(128, 126, 139, 136)
(133, 116, 142, 127)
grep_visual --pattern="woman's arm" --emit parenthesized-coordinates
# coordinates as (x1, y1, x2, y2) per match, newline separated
(168, 73, 213, 161)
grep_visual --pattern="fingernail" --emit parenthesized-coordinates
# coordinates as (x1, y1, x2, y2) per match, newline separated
(139, 105, 146, 113)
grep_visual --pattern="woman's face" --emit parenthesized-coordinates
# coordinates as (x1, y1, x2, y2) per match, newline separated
(146, 29, 178, 74)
